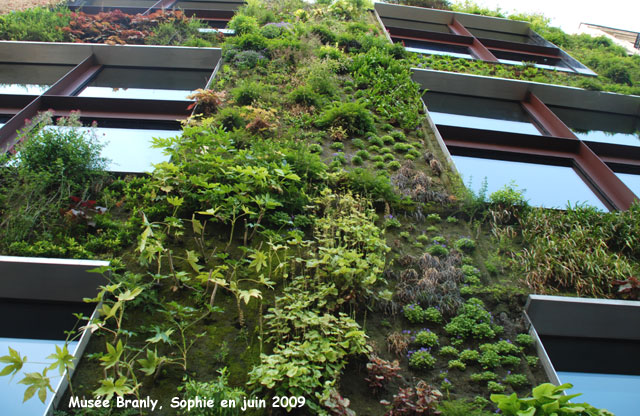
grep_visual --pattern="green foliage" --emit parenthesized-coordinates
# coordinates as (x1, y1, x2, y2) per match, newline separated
(438, 399, 495, 416)
(448, 359, 466, 371)
(439, 346, 459, 358)
(445, 298, 503, 342)
(0, 7, 70, 42)
(289, 85, 321, 107)
(414, 330, 439, 348)
(487, 381, 505, 393)
(404, 303, 425, 323)
(491, 383, 614, 416)
(459, 349, 480, 362)
(179, 368, 246, 416)
(408, 348, 436, 370)
(470, 371, 497, 383)
(454, 237, 476, 253)
(516, 204, 640, 297)
(427, 243, 449, 257)
(504, 373, 528, 388)
(515, 334, 534, 347)
(316, 101, 375, 137)
(231, 80, 265, 105)
(424, 306, 444, 324)
(228, 15, 259, 35)
(525, 356, 539, 367)
(344, 168, 398, 203)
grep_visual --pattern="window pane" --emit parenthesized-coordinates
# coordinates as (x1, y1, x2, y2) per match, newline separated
(549, 106, 640, 147)
(491, 50, 569, 69)
(382, 18, 451, 34)
(44, 126, 177, 173)
(451, 155, 607, 210)
(0, 64, 73, 95)
(0, 338, 79, 416)
(398, 39, 473, 59)
(77, 0, 157, 6)
(557, 372, 640, 416)
(467, 27, 536, 45)
(77, 67, 211, 101)
(615, 172, 640, 198)
(425, 92, 542, 135)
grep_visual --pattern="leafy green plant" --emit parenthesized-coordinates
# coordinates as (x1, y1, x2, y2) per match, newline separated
(408, 348, 436, 370)
(439, 346, 459, 358)
(403, 303, 425, 323)
(459, 349, 480, 363)
(487, 381, 505, 393)
(316, 101, 375, 137)
(491, 383, 614, 416)
(470, 371, 497, 383)
(445, 298, 503, 342)
(448, 359, 466, 371)
(414, 330, 439, 348)
(0, 6, 70, 42)
(504, 373, 529, 389)
(454, 238, 476, 253)
(231, 80, 265, 105)
(178, 368, 246, 416)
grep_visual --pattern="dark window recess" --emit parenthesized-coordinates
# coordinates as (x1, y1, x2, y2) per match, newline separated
(491, 50, 569, 68)
(541, 335, 640, 376)
(467, 27, 537, 45)
(0, 298, 94, 340)
(395, 38, 473, 58)
(77, 67, 212, 100)
(548, 105, 640, 147)
(0, 64, 74, 95)
(382, 17, 452, 34)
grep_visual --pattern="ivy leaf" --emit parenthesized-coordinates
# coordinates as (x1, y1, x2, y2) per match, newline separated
(137, 349, 165, 376)
(46, 344, 75, 376)
(94, 377, 134, 400)
(99, 340, 124, 369)
(185, 250, 202, 273)
(239, 289, 262, 304)
(117, 287, 143, 302)
(146, 326, 175, 344)
(0, 347, 27, 378)
(18, 369, 53, 403)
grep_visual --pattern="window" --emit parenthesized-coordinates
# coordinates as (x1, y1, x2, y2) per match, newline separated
(68, 0, 241, 26)
(375, 3, 595, 75)
(414, 68, 640, 210)
(526, 295, 640, 416)
(452, 155, 607, 209)
(0, 42, 221, 173)
(549, 106, 640, 147)
(398, 39, 474, 59)
(425, 92, 543, 135)
(0, 64, 74, 95)
(76, 67, 211, 101)
(0, 255, 108, 416)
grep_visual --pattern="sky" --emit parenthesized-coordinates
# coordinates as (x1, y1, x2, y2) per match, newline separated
(463, 0, 640, 33)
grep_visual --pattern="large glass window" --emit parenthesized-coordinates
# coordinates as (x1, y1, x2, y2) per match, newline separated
(451, 155, 607, 210)
(615, 172, 640, 197)
(466, 27, 537, 45)
(44, 125, 177, 173)
(425, 92, 543, 135)
(549, 106, 640, 147)
(382, 18, 452, 34)
(556, 372, 639, 416)
(398, 39, 474, 59)
(77, 67, 211, 101)
(0, 64, 73, 95)
(490, 50, 571, 71)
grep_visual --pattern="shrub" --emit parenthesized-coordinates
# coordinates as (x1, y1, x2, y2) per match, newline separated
(445, 298, 503, 341)
(423, 307, 443, 324)
(345, 168, 398, 202)
(309, 143, 323, 153)
(228, 15, 259, 35)
(231, 80, 264, 105)
(311, 24, 337, 44)
(459, 349, 480, 362)
(427, 244, 449, 257)
(439, 346, 459, 358)
(382, 153, 395, 162)
(515, 334, 534, 347)
(414, 330, 439, 348)
(454, 237, 476, 253)
(351, 155, 363, 165)
(393, 142, 412, 153)
(386, 161, 401, 171)
(0, 6, 70, 42)
(446, 216, 458, 223)
(384, 381, 442, 415)
(448, 359, 466, 371)
(316, 102, 375, 137)
(525, 356, 539, 367)
(504, 373, 529, 388)
(352, 138, 366, 149)
(331, 142, 344, 150)
(355, 150, 370, 160)
(381, 135, 395, 144)
(426, 213, 441, 223)
(403, 303, 425, 323)
(180, 368, 246, 416)
(217, 107, 245, 130)
(232, 50, 265, 69)
(487, 381, 505, 393)
(470, 371, 497, 382)
(408, 348, 436, 370)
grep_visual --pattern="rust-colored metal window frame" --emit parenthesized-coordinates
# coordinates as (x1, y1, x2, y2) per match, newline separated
(412, 68, 640, 211)
(67, 0, 242, 24)
(374, 2, 596, 76)
(0, 41, 222, 154)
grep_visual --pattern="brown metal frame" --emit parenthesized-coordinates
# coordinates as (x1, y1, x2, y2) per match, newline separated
(430, 93, 639, 210)
(0, 53, 213, 154)
(67, 0, 238, 23)
(384, 19, 579, 73)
